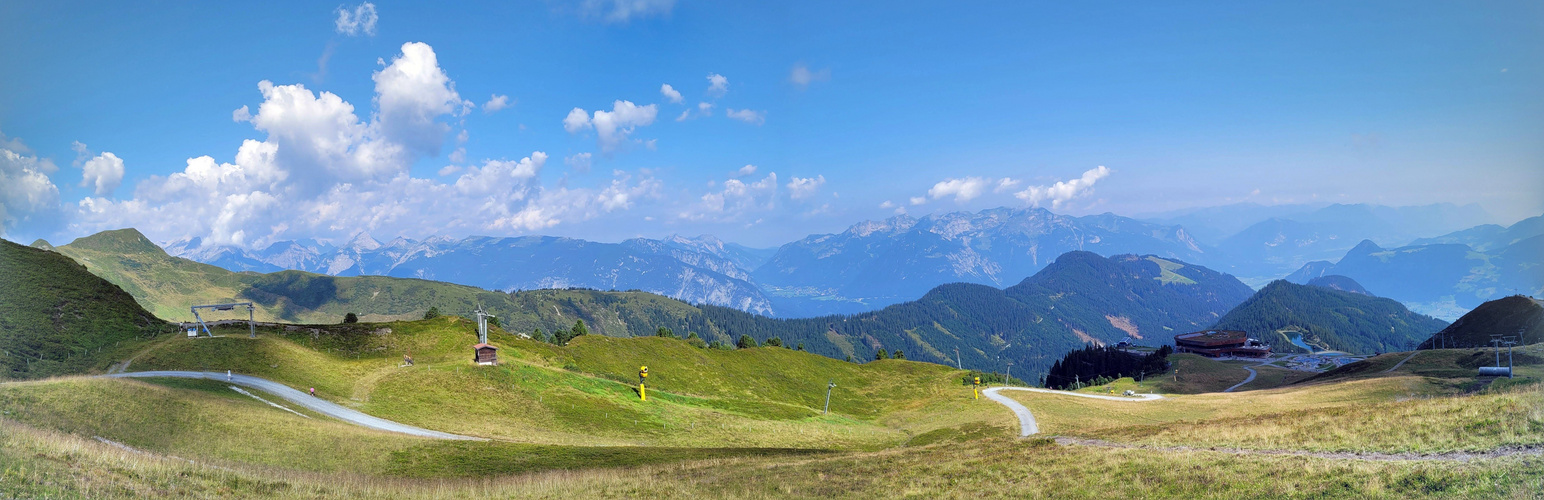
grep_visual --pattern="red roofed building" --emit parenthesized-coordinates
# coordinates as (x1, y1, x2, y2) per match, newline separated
(1174, 329, 1270, 358)
(473, 343, 499, 365)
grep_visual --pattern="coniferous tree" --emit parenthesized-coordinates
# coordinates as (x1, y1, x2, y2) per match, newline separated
(875, 349, 889, 360)
(893, 350, 905, 360)
(423, 307, 441, 320)
(737, 334, 756, 349)
(343, 313, 358, 324)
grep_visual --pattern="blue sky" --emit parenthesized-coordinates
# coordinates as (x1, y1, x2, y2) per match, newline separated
(2, 1, 1540, 248)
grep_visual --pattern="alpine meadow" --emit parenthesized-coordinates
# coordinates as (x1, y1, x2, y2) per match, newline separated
(1, 2, 1541, 498)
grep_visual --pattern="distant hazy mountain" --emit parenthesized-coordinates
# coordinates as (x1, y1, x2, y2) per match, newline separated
(1139, 203, 1321, 246)
(1305, 275, 1371, 296)
(702, 251, 1254, 382)
(1212, 280, 1448, 354)
(753, 207, 1207, 316)
(1284, 235, 1544, 321)
(162, 233, 778, 315)
(1419, 295, 1544, 349)
(1210, 203, 1494, 280)
(1408, 215, 1544, 252)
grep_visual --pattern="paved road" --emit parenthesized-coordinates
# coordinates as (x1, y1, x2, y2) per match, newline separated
(1224, 365, 1261, 393)
(982, 387, 1163, 437)
(106, 371, 482, 440)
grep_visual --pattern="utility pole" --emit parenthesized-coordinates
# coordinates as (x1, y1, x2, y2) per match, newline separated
(955, 347, 962, 370)
(1505, 336, 1517, 379)
(824, 381, 836, 414)
(1006, 362, 1013, 387)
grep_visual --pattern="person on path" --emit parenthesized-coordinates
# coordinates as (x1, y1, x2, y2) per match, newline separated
(309, 387, 315, 396)
(227, 370, 232, 381)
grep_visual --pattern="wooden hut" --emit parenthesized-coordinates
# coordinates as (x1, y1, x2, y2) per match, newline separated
(473, 343, 499, 365)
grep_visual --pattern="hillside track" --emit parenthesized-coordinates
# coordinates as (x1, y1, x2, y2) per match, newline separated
(982, 386, 1163, 437)
(106, 371, 483, 440)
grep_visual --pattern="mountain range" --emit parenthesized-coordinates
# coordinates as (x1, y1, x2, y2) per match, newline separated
(139, 203, 1532, 319)
(1285, 215, 1544, 321)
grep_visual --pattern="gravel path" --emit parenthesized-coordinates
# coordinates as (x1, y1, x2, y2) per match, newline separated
(1224, 360, 1278, 393)
(982, 387, 1163, 437)
(106, 371, 482, 440)
(1382, 351, 1422, 373)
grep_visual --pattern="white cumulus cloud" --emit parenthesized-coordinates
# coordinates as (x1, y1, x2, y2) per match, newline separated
(566, 152, 593, 173)
(78, 150, 125, 197)
(562, 100, 658, 153)
(335, 2, 379, 36)
(680, 172, 778, 221)
(372, 42, 463, 155)
(483, 94, 511, 113)
(786, 175, 825, 200)
(0, 134, 62, 238)
(1014, 166, 1111, 209)
(927, 177, 991, 203)
(725, 108, 765, 125)
(706, 73, 728, 97)
(660, 84, 683, 104)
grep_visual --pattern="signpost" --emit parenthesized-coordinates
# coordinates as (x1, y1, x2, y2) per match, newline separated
(973, 376, 981, 400)
(639, 366, 649, 401)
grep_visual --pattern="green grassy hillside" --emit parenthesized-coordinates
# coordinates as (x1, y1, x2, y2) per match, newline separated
(1419, 295, 1543, 349)
(1212, 280, 1449, 354)
(0, 238, 171, 380)
(50, 229, 1260, 384)
(119, 317, 1010, 448)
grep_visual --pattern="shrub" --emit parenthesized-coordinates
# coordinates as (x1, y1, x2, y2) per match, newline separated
(737, 334, 756, 349)
(765, 337, 783, 347)
(893, 350, 905, 360)
(422, 307, 441, 320)
(875, 349, 889, 361)
(343, 312, 359, 324)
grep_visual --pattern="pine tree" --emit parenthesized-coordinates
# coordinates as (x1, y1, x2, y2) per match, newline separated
(875, 349, 889, 361)
(343, 313, 358, 324)
(737, 334, 756, 349)
(893, 349, 905, 360)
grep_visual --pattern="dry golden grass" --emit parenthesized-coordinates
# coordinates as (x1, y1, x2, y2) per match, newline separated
(3, 418, 1540, 499)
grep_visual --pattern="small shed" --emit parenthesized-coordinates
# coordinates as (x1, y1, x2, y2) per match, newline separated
(473, 343, 499, 366)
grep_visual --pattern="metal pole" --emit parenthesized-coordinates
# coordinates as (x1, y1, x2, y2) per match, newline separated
(824, 381, 835, 414)
(955, 347, 961, 370)
(249, 304, 255, 338)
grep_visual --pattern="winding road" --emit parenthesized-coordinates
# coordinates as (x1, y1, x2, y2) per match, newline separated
(106, 371, 482, 441)
(982, 386, 1162, 437)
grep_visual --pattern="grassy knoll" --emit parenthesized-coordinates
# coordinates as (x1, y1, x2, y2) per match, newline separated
(2, 418, 1539, 499)
(118, 317, 1011, 448)
(0, 238, 173, 380)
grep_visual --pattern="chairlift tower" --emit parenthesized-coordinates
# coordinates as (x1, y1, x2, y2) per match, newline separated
(190, 302, 256, 338)
(471, 306, 499, 365)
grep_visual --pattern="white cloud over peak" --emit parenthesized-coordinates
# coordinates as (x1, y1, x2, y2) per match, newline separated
(562, 100, 658, 153)
(706, 73, 728, 96)
(660, 84, 683, 104)
(76, 147, 125, 197)
(725, 108, 765, 125)
(372, 42, 463, 155)
(0, 134, 61, 237)
(483, 94, 511, 113)
(786, 175, 825, 200)
(909, 196, 927, 206)
(335, 2, 379, 36)
(680, 172, 777, 221)
(1013, 166, 1111, 208)
(927, 177, 990, 203)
